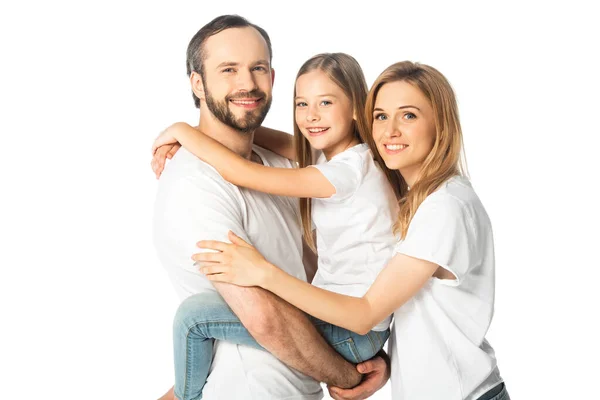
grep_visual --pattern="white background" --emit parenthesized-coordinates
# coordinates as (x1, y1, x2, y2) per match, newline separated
(1, 0, 598, 398)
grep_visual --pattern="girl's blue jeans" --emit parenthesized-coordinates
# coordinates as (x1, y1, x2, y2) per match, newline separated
(173, 291, 390, 400)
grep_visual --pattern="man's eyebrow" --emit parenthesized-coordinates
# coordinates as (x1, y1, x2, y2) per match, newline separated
(373, 105, 421, 112)
(216, 60, 270, 68)
(216, 61, 239, 69)
(294, 93, 339, 100)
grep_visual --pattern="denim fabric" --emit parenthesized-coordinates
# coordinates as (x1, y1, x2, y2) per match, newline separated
(173, 291, 390, 400)
(476, 382, 510, 400)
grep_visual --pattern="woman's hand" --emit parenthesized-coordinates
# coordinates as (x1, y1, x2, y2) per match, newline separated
(193, 231, 275, 287)
(151, 143, 181, 179)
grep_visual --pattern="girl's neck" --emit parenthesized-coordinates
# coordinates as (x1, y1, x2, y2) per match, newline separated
(322, 135, 361, 161)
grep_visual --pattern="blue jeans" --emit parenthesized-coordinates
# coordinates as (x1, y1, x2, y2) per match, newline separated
(173, 291, 390, 400)
(476, 382, 510, 400)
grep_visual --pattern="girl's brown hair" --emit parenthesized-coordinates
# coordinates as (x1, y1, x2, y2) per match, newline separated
(294, 53, 399, 251)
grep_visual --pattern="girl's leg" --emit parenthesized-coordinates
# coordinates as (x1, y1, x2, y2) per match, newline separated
(172, 291, 263, 400)
(309, 317, 390, 364)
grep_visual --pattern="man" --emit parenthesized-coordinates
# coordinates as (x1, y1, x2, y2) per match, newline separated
(153, 15, 389, 400)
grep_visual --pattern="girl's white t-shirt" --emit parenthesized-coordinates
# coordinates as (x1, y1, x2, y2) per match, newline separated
(311, 144, 398, 331)
(390, 175, 503, 399)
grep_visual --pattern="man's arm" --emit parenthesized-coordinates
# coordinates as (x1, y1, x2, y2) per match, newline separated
(328, 350, 391, 400)
(161, 176, 361, 388)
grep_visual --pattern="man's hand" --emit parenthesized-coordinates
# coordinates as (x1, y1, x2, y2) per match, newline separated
(327, 352, 390, 400)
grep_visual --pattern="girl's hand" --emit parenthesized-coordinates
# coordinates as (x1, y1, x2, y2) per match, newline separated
(193, 231, 275, 287)
(151, 143, 181, 179)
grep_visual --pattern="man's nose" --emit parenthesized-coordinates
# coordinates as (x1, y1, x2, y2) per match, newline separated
(236, 68, 258, 92)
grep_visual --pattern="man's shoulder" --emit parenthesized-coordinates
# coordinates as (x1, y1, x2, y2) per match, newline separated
(252, 144, 294, 169)
(156, 148, 241, 208)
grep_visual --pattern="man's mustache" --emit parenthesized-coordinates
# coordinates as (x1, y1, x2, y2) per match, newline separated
(226, 90, 267, 101)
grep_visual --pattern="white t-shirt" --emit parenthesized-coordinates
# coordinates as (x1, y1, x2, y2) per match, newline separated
(153, 146, 323, 400)
(311, 144, 398, 331)
(389, 175, 503, 400)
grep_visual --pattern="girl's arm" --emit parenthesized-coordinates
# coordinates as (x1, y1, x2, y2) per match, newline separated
(164, 122, 335, 198)
(253, 126, 296, 161)
(197, 232, 439, 335)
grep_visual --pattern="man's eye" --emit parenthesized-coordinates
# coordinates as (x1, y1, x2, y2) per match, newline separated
(222, 68, 235, 73)
(253, 66, 267, 72)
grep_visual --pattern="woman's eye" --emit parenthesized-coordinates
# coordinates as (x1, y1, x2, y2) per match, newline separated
(296, 102, 307, 107)
(374, 114, 387, 121)
(404, 112, 416, 120)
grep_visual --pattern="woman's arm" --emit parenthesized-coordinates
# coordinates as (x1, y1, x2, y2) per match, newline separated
(197, 232, 439, 335)
(161, 123, 334, 198)
(254, 126, 296, 161)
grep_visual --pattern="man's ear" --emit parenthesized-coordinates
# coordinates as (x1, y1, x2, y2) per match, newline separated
(190, 71, 205, 101)
(271, 68, 275, 86)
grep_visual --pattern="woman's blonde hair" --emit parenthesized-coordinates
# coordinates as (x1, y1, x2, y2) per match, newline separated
(364, 61, 468, 239)
(294, 53, 397, 252)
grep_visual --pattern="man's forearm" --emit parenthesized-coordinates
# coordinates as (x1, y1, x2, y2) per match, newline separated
(213, 281, 362, 388)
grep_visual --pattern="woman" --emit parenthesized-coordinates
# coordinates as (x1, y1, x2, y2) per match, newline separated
(195, 61, 509, 400)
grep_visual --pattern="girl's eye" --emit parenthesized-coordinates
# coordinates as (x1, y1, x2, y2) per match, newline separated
(374, 114, 387, 121)
(320, 100, 332, 106)
(296, 102, 307, 107)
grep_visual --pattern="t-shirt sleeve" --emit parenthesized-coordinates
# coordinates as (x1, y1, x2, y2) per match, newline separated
(155, 176, 250, 275)
(393, 195, 478, 285)
(310, 150, 364, 202)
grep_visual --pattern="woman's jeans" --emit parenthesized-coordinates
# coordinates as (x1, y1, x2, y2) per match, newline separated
(173, 291, 390, 400)
(476, 382, 510, 400)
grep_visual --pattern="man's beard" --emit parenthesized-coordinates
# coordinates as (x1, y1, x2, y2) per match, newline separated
(204, 86, 272, 134)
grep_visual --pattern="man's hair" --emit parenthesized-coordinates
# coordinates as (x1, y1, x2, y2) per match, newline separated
(186, 15, 273, 108)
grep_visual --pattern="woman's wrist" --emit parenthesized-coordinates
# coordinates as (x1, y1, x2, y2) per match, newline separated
(260, 260, 279, 290)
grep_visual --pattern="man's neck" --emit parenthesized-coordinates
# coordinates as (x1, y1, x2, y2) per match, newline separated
(197, 112, 255, 160)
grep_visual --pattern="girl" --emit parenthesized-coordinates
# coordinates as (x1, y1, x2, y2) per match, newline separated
(152, 53, 399, 400)
(192, 62, 510, 400)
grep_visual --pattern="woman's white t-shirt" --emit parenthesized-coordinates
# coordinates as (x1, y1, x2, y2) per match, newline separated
(390, 175, 503, 399)
(311, 144, 398, 331)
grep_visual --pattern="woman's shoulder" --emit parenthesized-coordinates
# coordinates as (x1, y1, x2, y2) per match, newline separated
(421, 176, 490, 229)
(418, 176, 480, 215)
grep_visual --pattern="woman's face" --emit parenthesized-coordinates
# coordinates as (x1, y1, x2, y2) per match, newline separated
(295, 70, 356, 159)
(371, 80, 436, 186)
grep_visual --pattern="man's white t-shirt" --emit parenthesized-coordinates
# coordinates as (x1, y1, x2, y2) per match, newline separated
(389, 175, 503, 400)
(311, 144, 398, 331)
(153, 146, 323, 400)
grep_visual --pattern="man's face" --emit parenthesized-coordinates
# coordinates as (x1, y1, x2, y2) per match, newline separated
(201, 27, 274, 133)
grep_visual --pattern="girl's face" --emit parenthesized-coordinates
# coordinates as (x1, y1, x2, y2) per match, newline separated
(295, 70, 357, 159)
(371, 80, 436, 186)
